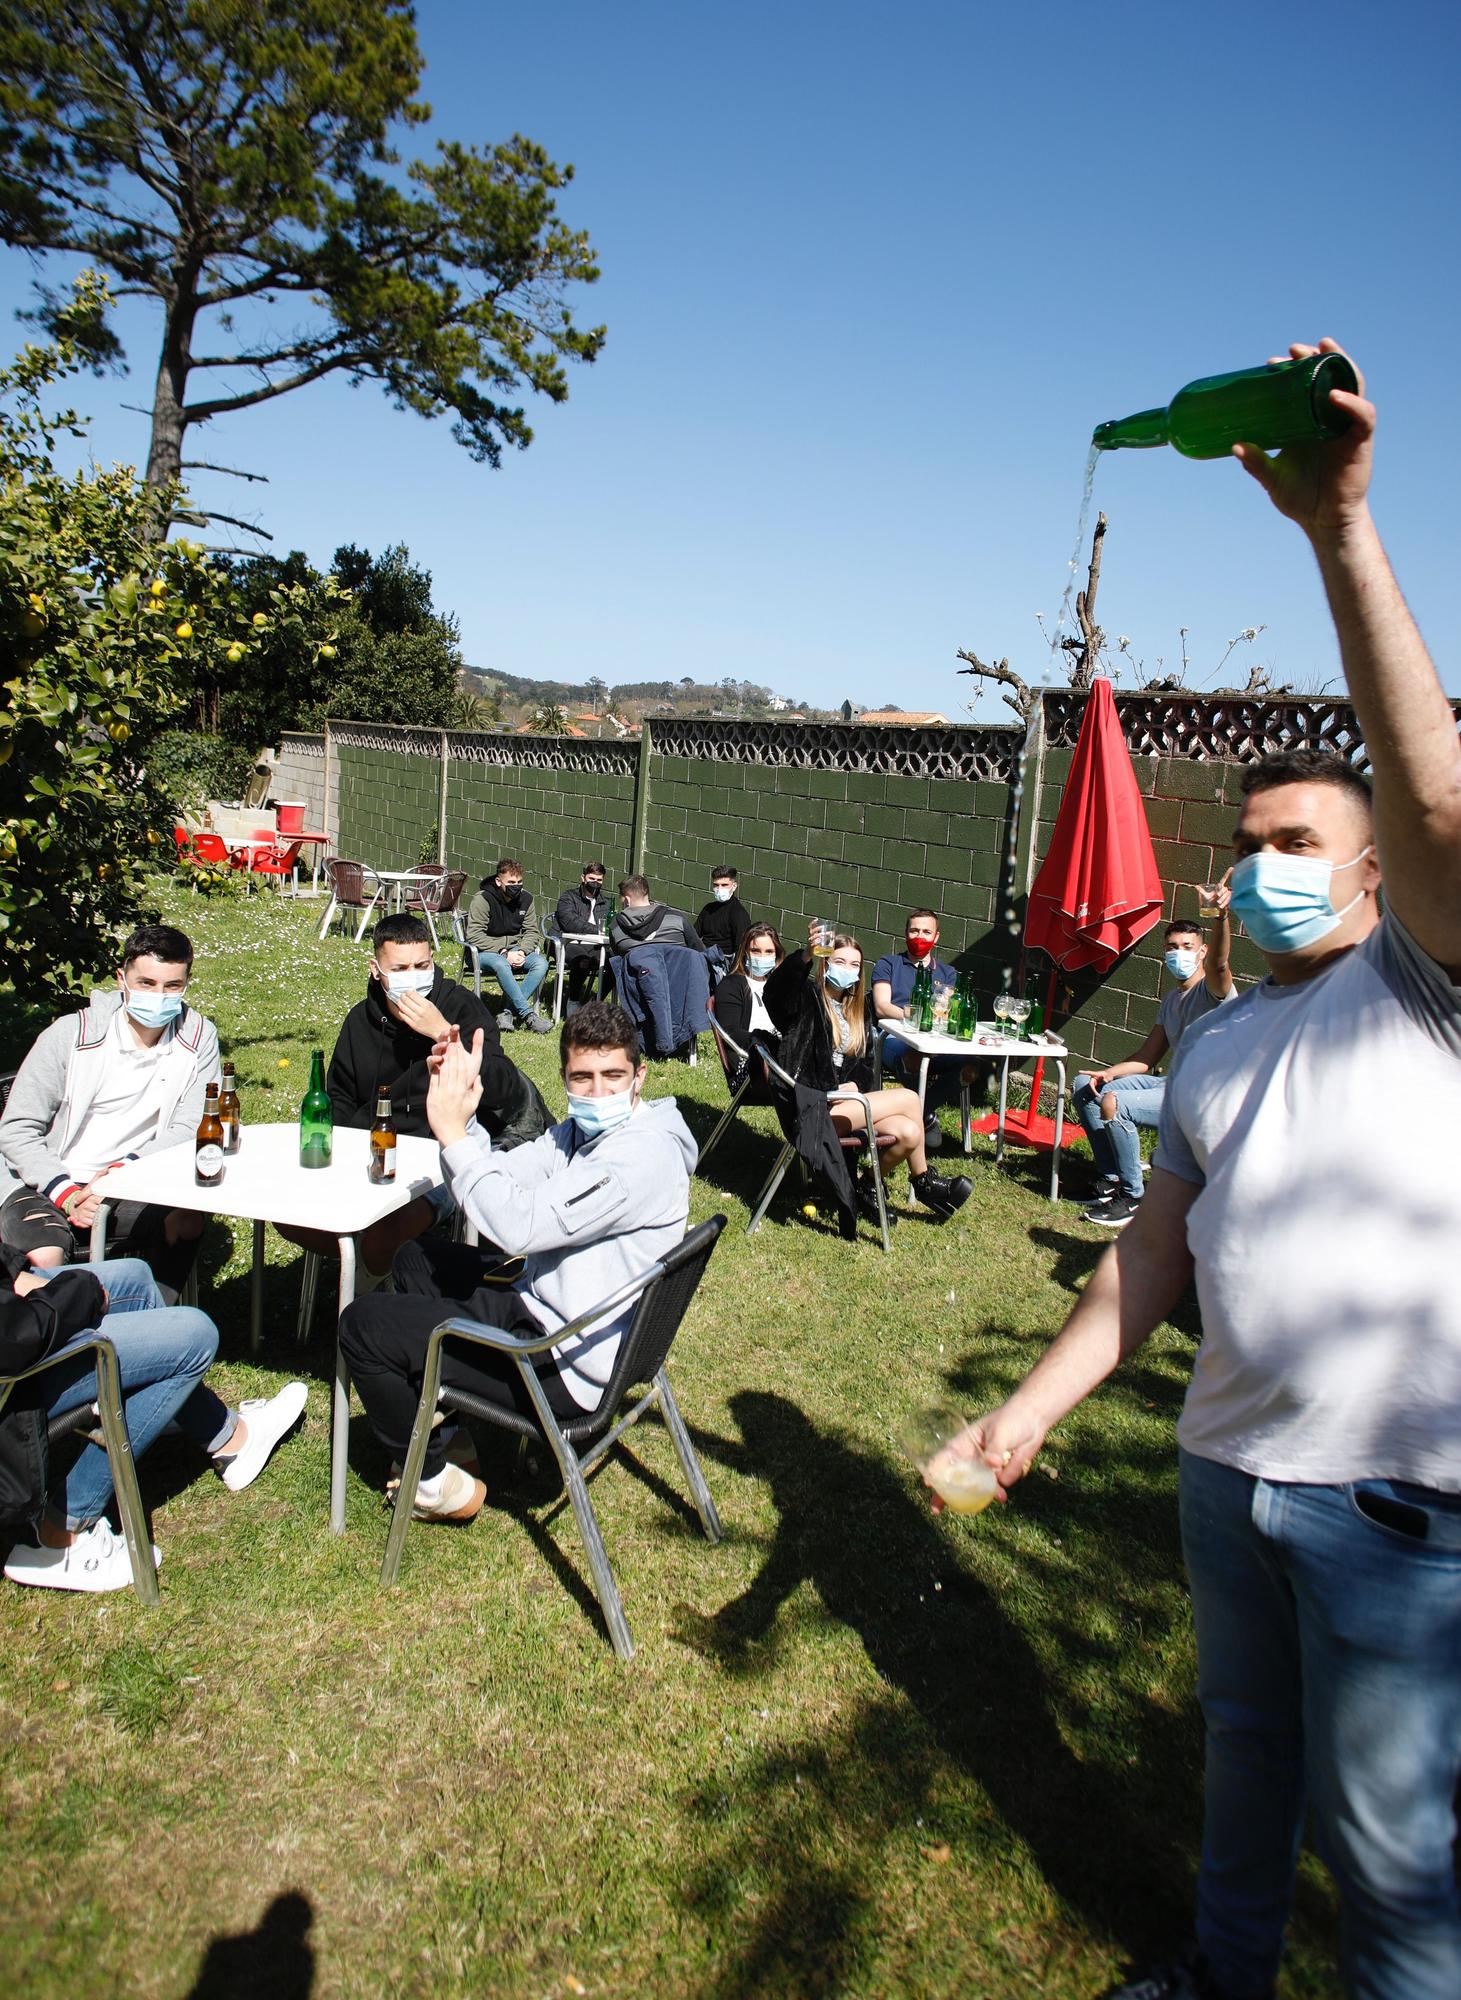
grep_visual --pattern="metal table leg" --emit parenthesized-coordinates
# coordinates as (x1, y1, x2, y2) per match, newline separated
(330, 1233, 357, 1534)
(1050, 1060, 1067, 1201)
(995, 1056, 1011, 1166)
(249, 1219, 265, 1354)
(915, 1055, 930, 1115)
(89, 1202, 113, 1263)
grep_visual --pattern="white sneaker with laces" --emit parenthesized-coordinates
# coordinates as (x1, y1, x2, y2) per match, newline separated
(3, 1518, 161, 1594)
(217, 1381, 309, 1492)
(408, 1462, 487, 1522)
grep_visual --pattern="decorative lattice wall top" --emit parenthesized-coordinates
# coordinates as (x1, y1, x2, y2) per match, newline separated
(446, 729, 638, 775)
(649, 718, 1024, 782)
(1042, 691, 1381, 769)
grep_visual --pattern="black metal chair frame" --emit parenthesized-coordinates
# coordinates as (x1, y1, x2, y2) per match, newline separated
(700, 1019, 892, 1252)
(380, 1215, 728, 1660)
(0, 1334, 159, 1605)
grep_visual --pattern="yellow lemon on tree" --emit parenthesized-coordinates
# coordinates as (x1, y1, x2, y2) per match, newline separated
(174, 620, 193, 639)
(146, 829, 159, 845)
(318, 643, 337, 659)
(149, 577, 166, 598)
(108, 720, 130, 743)
(252, 612, 268, 628)
(226, 643, 244, 663)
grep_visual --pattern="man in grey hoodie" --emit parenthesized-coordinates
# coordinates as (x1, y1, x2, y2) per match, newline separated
(337, 1001, 697, 1521)
(0, 925, 218, 1295)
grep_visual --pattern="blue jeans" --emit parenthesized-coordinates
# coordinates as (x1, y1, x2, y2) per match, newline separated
(476, 949, 548, 1017)
(1179, 1449, 1461, 2000)
(37, 1260, 229, 1529)
(1073, 1071, 1164, 1196)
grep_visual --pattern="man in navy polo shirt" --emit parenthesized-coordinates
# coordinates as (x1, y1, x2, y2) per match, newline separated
(871, 908, 971, 1141)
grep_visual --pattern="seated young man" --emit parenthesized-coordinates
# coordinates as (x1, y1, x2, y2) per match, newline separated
(553, 859, 611, 1012)
(337, 1002, 696, 1522)
(870, 907, 971, 1143)
(280, 913, 548, 1277)
(695, 865, 752, 962)
(610, 876, 705, 956)
(1073, 894, 1234, 1229)
(2, 1255, 305, 1594)
(0, 925, 217, 1295)
(464, 858, 553, 1034)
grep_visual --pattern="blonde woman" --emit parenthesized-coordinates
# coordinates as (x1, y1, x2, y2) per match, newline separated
(762, 922, 972, 1220)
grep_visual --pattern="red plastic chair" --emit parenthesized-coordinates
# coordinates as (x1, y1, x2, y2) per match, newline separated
(190, 833, 231, 865)
(244, 838, 305, 896)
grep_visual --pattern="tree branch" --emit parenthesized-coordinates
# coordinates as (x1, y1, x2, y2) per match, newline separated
(955, 650, 1037, 721)
(179, 460, 269, 483)
(1069, 511, 1107, 691)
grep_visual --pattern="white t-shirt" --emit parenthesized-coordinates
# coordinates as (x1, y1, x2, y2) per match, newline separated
(746, 978, 776, 1040)
(1156, 913, 1461, 1490)
(1156, 975, 1231, 1055)
(64, 1010, 173, 1180)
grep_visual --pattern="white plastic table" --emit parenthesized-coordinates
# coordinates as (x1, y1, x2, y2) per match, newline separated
(375, 868, 438, 912)
(89, 1124, 443, 1532)
(892, 1024, 1070, 1200)
(549, 929, 609, 1023)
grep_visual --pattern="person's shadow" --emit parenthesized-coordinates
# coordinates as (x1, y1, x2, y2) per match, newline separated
(184, 1890, 314, 1999)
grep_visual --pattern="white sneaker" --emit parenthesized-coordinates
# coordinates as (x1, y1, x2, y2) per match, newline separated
(217, 1381, 309, 1492)
(4, 1519, 161, 1594)
(409, 1462, 487, 1522)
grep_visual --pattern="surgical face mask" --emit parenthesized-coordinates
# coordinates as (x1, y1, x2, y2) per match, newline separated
(1229, 844, 1373, 956)
(906, 936, 935, 960)
(382, 967, 434, 999)
(712, 884, 734, 903)
(746, 954, 775, 979)
(124, 986, 184, 1029)
(1164, 947, 1200, 981)
(824, 962, 859, 993)
(566, 1086, 636, 1139)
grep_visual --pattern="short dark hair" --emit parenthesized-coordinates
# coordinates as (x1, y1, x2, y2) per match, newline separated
(121, 924, 193, 972)
(906, 907, 939, 927)
(372, 912, 434, 951)
(1240, 749, 1373, 817)
(582, 860, 605, 876)
(619, 874, 649, 900)
(560, 999, 641, 1069)
(495, 857, 523, 878)
(711, 864, 738, 881)
(1165, 920, 1201, 942)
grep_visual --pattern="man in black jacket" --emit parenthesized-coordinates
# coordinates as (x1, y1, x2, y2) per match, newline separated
(695, 865, 752, 960)
(285, 914, 549, 1276)
(553, 860, 611, 1012)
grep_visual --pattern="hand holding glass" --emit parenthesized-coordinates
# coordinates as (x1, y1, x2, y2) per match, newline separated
(810, 918, 834, 960)
(897, 1407, 999, 1516)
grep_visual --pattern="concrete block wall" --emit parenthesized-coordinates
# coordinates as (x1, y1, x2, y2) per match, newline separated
(272, 733, 329, 835)
(446, 755, 637, 917)
(336, 740, 442, 873)
(643, 750, 1016, 985)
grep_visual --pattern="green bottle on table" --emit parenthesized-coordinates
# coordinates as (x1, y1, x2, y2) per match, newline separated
(1093, 351, 1359, 461)
(1025, 976, 1045, 1036)
(959, 971, 979, 1040)
(917, 964, 935, 1034)
(300, 1049, 333, 1169)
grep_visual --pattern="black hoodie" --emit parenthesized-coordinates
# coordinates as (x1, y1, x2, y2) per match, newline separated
(696, 892, 752, 957)
(326, 967, 519, 1138)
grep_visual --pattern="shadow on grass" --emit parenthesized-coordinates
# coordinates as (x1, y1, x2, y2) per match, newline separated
(183, 1889, 314, 1998)
(674, 1389, 1201, 1993)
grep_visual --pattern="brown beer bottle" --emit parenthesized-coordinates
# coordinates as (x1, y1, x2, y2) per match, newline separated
(369, 1090, 397, 1184)
(195, 1081, 225, 1187)
(217, 1060, 242, 1154)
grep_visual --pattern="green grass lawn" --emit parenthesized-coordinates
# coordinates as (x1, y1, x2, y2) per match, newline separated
(0, 884, 1340, 1998)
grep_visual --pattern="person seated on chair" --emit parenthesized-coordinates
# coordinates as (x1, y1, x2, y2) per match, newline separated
(0, 925, 216, 1296)
(869, 908, 979, 1150)
(1, 1256, 305, 1594)
(764, 923, 972, 1222)
(279, 913, 549, 1278)
(609, 876, 706, 957)
(553, 859, 612, 1013)
(1073, 893, 1234, 1230)
(336, 1001, 696, 1523)
(464, 858, 553, 1034)
(695, 865, 753, 962)
(712, 924, 785, 1098)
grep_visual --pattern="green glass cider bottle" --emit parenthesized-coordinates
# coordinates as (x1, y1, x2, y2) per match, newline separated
(299, 1049, 333, 1169)
(1093, 351, 1359, 461)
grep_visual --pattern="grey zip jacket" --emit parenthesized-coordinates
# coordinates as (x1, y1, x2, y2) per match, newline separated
(0, 990, 221, 1209)
(441, 1095, 697, 1409)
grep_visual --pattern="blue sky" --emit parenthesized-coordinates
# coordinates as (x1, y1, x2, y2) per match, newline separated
(4, 0, 1458, 713)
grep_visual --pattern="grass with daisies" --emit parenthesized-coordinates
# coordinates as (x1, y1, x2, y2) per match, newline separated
(0, 882, 1341, 1998)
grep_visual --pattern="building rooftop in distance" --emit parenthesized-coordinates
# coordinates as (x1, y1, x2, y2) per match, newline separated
(857, 708, 951, 727)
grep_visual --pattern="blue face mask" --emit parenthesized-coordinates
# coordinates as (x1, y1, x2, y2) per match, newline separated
(1229, 845, 1372, 956)
(382, 967, 435, 999)
(824, 962, 859, 993)
(124, 987, 184, 1030)
(712, 885, 734, 903)
(567, 1086, 636, 1139)
(1164, 947, 1199, 981)
(746, 954, 775, 979)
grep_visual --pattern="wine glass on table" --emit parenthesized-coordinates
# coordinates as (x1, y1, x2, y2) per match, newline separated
(1006, 995, 1031, 1041)
(992, 991, 1013, 1039)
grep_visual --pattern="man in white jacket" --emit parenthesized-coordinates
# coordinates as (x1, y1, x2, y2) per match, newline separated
(337, 1001, 697, 1521)
(0, 925, 218, 1296)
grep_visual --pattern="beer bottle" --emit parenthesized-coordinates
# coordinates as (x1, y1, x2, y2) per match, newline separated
(959, 972, 978, 1041)
(1025, 977, 1045, 1036)
(217, 1060, 242, 1154)
(299, 1049, 333, 1169)
(369, 1090, 397, 1184)
(195, 1081, 225, 1187)
(917, 963, 935, 1034)
(1093, 350, 1359, 461)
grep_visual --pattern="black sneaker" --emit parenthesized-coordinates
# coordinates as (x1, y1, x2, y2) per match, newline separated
(1103, 1945, 1273, 2000)
(911, 1168, 972, 1220)
(1084, 1191, 1141, 1228)
(1067, 1175, 1119, 1207)
(856, 1180, 897, 1228)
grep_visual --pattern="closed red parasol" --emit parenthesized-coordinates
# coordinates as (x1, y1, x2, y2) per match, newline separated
(976, 678, 1162, 1154)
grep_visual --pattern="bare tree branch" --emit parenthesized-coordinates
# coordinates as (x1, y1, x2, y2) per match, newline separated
(179, 460, 269, 484)
(955, 650, 1037, 722)
(1067, 511, 1107, 691)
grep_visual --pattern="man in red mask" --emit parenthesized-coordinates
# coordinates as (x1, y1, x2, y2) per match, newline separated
(871, 909, 967, 1147)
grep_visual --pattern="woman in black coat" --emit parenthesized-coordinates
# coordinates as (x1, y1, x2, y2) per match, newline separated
(762, 922, 971, 1219)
